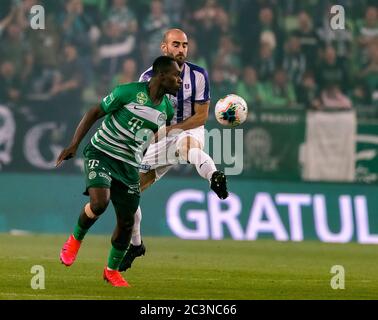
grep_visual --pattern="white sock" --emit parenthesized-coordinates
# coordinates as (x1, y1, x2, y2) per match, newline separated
(131, 206, 142, 246)
(187, 148, 217, 181)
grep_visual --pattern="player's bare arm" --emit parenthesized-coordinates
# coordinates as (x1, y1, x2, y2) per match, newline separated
(166, 101, 209, 134)
(55, 105, 105, 167)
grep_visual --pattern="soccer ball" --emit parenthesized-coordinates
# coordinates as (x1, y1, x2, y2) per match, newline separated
(214, 94, 248, 127)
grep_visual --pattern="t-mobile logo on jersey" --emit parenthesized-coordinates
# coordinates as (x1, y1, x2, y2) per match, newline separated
(128, 117, 145, 133)
(88, 159, 99, 169)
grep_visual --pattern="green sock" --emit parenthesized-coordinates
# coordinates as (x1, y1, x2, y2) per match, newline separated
(73, 223, 89, 241)
(107, 245, 127, 270)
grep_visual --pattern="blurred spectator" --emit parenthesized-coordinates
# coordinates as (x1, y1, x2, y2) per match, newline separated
(141, 0, 170, 66)
(0, 61, 20, 105)
(13, 0, 39, 30)
(97, 20, 136, 87)
(213, 2, 231, 35)
(112, 58, 137, 87)
(59, 0, 94, 55)
(356, 6, 378, 66)
(163, 0, 185, 26)
(249, 6, 284, 63)
(81, 0, 107, 24)
(20, 52, 58, 103)
(0, 5, 16, 37)
(211, 66, 235, 108)
(317, 4, 354, 67)
(253, 40, 277, 82)
(316, 45, 350, 91)
(238, 0, 279, 64)
(257, 6, 278, 50)
(193, 0, 222, 22)
(106, 0, 138, 35)
(50, 43, 84, 114)
(27, 14, 61, 69)
(50, 43, 84, 96)
(187, 38, 208, 71)
(359, 39, 378, 105)
(320, 84, 353, 109)
(292, 11, 320, 71)
(356, 6, 378, 48)
(236, 66, 265, 108)
(0, 23, 28, 75)
(282, 33, 307, 88)
(58, 0, 97, 85)
(213, 35, 241, 84)
(192, 0, 228, 68)
(261, 68, 297, 108)
(296, 71, 321, 109)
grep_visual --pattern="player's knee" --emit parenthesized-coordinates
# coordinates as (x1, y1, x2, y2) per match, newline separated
(90, 199, 109, 216)
(177, 137, 201, 161)
(177, 139, 190, 161)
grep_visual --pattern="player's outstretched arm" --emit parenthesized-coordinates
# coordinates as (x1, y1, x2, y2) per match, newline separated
(55, 105, 105, 167)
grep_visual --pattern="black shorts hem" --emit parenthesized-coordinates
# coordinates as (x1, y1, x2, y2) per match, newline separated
(83, 184, 111, 196)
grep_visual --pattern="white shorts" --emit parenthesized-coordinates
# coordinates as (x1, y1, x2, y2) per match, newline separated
(140, 126, 205, 180)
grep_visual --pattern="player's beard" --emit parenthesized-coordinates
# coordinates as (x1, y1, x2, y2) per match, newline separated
(174, 54, 186, 66)
(166, 51, 186, 67)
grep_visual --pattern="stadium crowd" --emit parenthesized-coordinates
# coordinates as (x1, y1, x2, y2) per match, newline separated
(0, 0, 377, 124)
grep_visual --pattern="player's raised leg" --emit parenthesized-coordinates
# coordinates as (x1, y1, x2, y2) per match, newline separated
(60, 188, 109, 266)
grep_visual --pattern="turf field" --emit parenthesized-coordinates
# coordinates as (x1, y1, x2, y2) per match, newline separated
(0, 233, 377, 300)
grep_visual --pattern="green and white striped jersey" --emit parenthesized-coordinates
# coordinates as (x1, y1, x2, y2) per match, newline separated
(91, 82, 174, 167)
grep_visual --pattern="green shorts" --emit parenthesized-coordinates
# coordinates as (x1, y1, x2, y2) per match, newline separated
(83, 143, 140, 196)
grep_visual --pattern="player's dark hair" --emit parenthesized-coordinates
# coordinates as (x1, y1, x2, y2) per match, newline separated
(152, 56, 176, 76)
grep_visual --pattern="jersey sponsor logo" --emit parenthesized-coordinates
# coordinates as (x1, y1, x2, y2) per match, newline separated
(88, 171, 97, 180)
(139, 163, 151, 171)
(136, 92, 148, 105)
(99, 172, 112, 183)
(103, 93, 115, 106)
(128, 117, 145, 133)
(128, 183, 140, 194)
(88, 159, 100, 169)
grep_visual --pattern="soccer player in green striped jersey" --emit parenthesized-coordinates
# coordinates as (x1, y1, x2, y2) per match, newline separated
(56, 56, 182, 287)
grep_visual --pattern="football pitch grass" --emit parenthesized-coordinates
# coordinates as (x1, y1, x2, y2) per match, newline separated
(0, 233, 378, 300)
